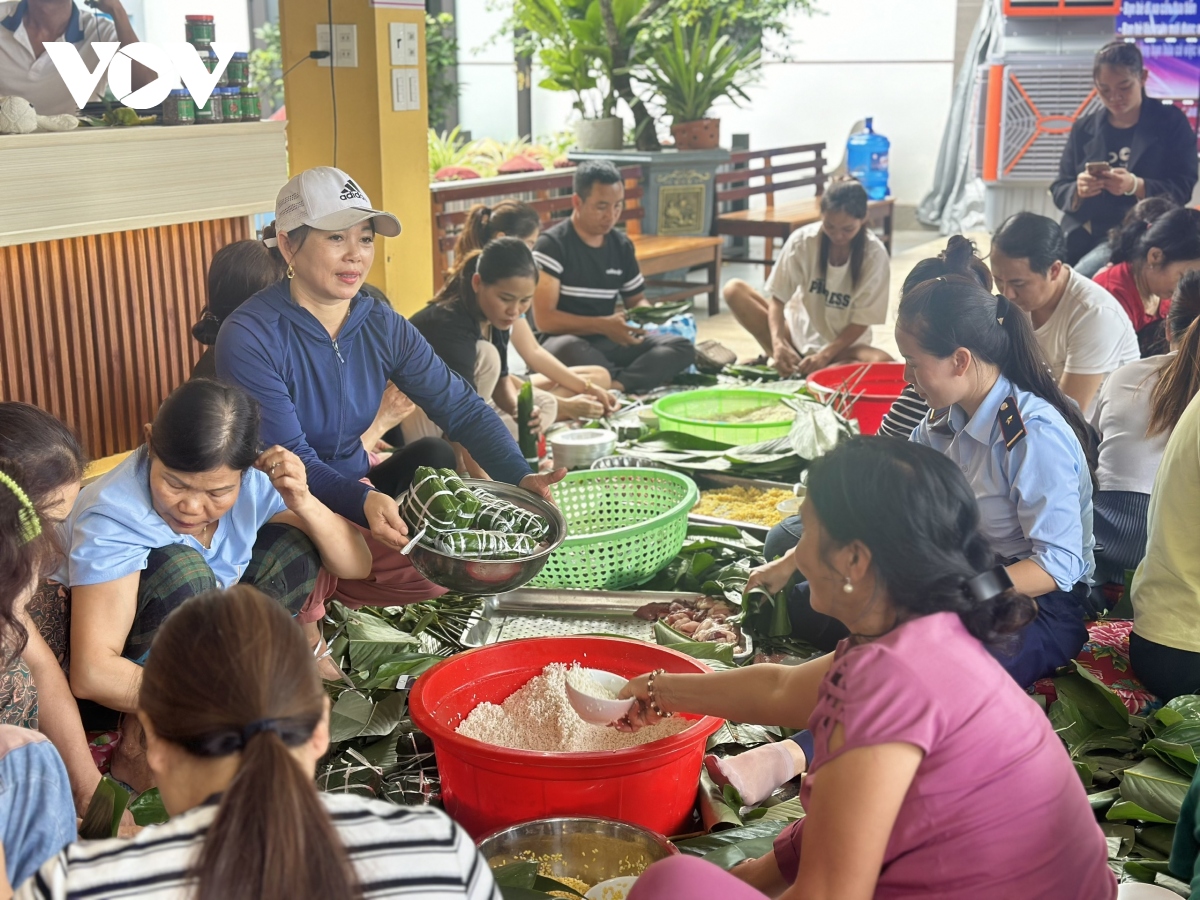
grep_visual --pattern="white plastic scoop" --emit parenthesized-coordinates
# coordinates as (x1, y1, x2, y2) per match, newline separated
(585, 875, 638, 900)
(565, 667, 635, 726)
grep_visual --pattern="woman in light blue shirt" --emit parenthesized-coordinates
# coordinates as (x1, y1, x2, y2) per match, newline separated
(62, 380, 370, 787)
(747, 241, 1097, 688)
(893, 271, 1097, 688)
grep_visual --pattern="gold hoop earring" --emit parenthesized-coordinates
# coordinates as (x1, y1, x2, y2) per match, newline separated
(286, 264, 295, 279)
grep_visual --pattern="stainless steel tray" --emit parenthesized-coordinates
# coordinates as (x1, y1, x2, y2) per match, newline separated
(693, 472, 798, 493)
(459, 588, 753, 661)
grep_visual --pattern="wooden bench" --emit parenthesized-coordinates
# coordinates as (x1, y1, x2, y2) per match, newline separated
(715, 143, 895, 278)
(430, 167, 722, 314)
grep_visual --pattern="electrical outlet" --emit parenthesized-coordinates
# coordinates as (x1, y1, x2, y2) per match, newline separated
(402, 23, 418, 65)
(334, 24, 357, 67)
(316, 23, 357, 67)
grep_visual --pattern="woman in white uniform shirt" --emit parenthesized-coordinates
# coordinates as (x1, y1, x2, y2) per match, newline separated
(723, 179, 892, 376)
(1090, 269, 1200, 584)
(0, 0, 145, 115)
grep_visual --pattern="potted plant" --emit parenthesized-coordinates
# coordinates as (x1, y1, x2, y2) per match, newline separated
(514, 0, 624, 150)
(637, 14, 760, 151)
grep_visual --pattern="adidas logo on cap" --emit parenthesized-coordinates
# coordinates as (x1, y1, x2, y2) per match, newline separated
(340, 179, 366, 202)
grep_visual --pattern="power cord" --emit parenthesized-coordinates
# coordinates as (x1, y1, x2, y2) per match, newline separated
(327, 0, 338, 168)
(281, 50, 331, 79)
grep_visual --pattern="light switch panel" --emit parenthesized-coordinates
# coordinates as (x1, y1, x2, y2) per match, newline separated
(406, 69, 421, 111)
(389, 22, 405, 66)
(392, 68, 409, 111)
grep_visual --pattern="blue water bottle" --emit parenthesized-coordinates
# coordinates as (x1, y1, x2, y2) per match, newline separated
(847, 117, 890, 201)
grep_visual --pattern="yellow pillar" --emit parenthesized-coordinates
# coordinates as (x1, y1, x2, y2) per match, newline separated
(279, 1, 432, 316)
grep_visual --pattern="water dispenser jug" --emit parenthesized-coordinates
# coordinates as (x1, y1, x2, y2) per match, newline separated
(847, 117, 890, 201)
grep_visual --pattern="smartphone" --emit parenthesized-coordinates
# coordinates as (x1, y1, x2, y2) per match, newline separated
(1086, 161, 1111, 176)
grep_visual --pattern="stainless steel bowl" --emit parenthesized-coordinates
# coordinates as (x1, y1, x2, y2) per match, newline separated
(551, 429, 618, 470)
(478, 816, 677, 888)
(404, 479, 567, 596)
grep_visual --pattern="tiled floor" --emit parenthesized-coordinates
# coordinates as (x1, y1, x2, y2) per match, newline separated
(694, 229, 993, 362)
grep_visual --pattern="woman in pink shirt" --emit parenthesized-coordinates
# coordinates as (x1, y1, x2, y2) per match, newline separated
(1094, 205, 1200, 357)
(620, 437, 1114, 900)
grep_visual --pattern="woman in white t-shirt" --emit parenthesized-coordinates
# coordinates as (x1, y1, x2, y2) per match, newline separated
(723, 180, 892, 376)
(990, 212, 1139, 414)
(1090, 269, 1200, 585)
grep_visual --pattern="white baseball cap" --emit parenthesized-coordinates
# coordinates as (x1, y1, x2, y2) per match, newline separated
(273, 167, 401, 237)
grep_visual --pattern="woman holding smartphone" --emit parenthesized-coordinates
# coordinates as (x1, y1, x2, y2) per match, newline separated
(1051, 41, 1197, 265)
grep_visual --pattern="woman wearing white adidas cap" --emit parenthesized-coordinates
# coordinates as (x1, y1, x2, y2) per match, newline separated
(216, 167, 564, 621)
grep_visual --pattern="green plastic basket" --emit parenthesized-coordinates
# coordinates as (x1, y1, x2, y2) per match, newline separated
(653, 388, 795, 445)
(529, 468, 699, 591)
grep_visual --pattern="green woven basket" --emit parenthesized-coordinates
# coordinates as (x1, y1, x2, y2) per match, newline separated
(653, 388, 795, 445)
(529, 468, 699, 591)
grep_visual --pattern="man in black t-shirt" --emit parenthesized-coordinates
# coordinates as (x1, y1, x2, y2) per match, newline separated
(531, 161, 694, 392)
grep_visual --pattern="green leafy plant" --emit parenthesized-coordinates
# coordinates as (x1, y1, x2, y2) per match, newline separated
(428, 126, 479, 177)
(426, 13, 461, 132)
(513, 0, 609, 117)
(249, 21, 284, 117)
(637, 13, 761, 124)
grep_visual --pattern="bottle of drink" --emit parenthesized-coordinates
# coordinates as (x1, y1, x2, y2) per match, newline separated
(846, 117, 890, 201)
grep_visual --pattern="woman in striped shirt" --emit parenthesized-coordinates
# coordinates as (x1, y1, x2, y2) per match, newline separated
(15, 586, 500, 900)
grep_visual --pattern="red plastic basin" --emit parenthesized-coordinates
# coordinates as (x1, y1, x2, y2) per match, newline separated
(408, 636, 723, 839)
(806, 362, 908, 435)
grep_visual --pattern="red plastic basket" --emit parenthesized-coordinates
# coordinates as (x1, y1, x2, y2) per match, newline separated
(806, 362, 908, 435)
(408, 636, 723, 839)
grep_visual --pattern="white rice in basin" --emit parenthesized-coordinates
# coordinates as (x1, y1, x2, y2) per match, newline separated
(456, 663, 689, 752)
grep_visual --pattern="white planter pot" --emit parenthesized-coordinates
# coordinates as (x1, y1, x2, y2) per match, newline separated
(574, 117, 623, 151)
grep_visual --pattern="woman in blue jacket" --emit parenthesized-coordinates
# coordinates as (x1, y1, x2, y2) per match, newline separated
(216, 167, 563, 615)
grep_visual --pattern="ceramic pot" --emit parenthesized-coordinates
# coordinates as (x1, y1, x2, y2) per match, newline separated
(670, 118, 720, 151)
(574, 117, 623, 151)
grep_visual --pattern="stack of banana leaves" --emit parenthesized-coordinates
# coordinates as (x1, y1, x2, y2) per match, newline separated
(618, 394, 855, 482)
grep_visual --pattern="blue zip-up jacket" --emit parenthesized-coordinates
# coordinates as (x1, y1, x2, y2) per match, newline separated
(214, 281, 529, 526)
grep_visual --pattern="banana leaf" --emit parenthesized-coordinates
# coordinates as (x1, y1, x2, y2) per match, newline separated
(676, 820, 786, 869)
(654, 620, 735, 665)
(1107, 801, 1174, 824)
(492, 861, 585, 898)
(626, 298, 693, 323)
(329, 690, 409, 742)
(346, 611, 422, 672)
(698, 769, 742, 831)
(737, 587, 791, 638)
(674, 372, 720, 386)
(707, 722, 782, 749)
(1089, 787, 1121, 812)
(353, 654, 442, 691)
(757, 797, 805, 823)
(128, 787, 169, 826)
(1144, 723, 1200, 777)
(1048, 666, 1131, 758)
(1101, 822, 1137, 859)
(1116, 758, 1190, 823)
(1154, 695, 1200, 734)
(80, 777, 130, 839)
(1139, 824, 1178, 857)
(724, 364, 780, 381)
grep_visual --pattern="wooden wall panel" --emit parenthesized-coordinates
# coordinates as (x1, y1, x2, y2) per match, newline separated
(0, 217, 251, 458)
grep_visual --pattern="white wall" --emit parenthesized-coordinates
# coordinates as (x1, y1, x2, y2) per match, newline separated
(454, 0, 958, 205)
(121, 0, 252, 52)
